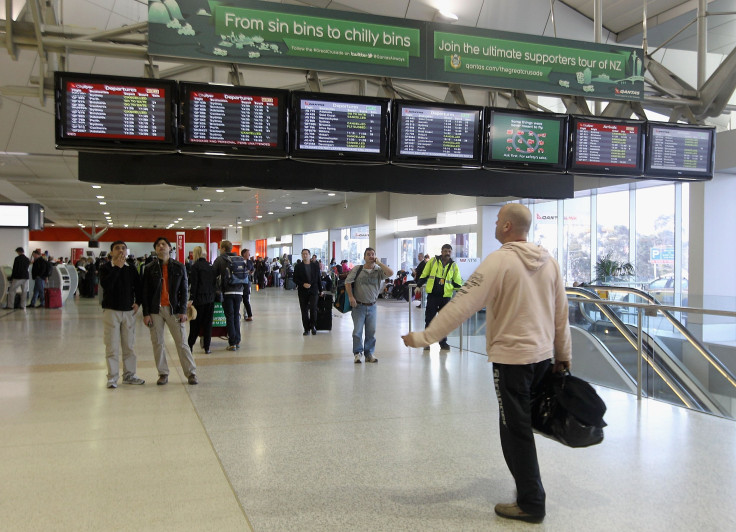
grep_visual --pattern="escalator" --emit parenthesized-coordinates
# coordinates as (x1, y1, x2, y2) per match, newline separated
(567, 286, 736, 419)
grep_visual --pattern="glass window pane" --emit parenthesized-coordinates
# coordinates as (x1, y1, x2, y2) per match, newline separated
(562, 196, 591, 285)
(532, 202, 558, 257)
(596, 190, 630, 280)
(636, 185, 675, 299)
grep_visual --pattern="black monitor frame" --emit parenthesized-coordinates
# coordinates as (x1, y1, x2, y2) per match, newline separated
(644, 121, 716, 180)
(289, 91, 390, 164)
(54, 71, 178, 152)
(179, 82, 288, 158)
(569, 115, 645, 177)
(484, 108, 569, 172)
(391, 100, 484, 168)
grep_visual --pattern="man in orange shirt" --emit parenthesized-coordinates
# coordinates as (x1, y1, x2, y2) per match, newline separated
(142, 237, 197, 385)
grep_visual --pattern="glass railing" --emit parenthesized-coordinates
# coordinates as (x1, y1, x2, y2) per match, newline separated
(438, 286, 736, 420)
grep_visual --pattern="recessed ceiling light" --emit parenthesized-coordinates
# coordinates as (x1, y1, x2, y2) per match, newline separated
(229, 224, 233, 227)
(96, 195, 104, 199)
(92, 185, 102, 189)
(301, 201, 308, 204)
(256, 215, 262, 219)
(124, 224, 128, 227)
(285, 206, 292, 210)
(216, 189, 225, 193)
(188, 210, 194, 213)
(245, 219, 251, 222)
(103, 212, 110, 215)
(99, 201, 106, 205)
(268, 211, 274, 215)
(203, 198, 211, 202)
(328, 193, 336, 196)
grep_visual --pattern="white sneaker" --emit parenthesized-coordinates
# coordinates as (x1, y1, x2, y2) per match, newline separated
(354, 353, 362, 364)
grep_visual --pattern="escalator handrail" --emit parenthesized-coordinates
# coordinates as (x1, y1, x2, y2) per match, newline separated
(566, 287, 699, 410)
(572, 285, 736, 391)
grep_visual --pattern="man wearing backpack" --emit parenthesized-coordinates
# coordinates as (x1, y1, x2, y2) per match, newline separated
(213, 240, 246, 351)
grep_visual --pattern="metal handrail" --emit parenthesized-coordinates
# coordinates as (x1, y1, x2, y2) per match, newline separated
(569, 287, 736, 390)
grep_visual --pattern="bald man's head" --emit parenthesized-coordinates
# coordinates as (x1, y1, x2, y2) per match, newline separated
(495, 203, 532, 244)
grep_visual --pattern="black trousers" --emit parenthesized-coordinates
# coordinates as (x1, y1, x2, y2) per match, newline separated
(242, 283, 252, 318)
(188, 302, 214, 351)
(493, 358, 551, 517)
(425, 294, 451, 343)
(298, 289, 318, 332)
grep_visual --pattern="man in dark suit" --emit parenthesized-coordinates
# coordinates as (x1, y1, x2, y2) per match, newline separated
(293, 248, 321, 335)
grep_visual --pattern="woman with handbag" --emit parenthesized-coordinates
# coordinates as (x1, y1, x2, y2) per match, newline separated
(187, 246, 217, 354)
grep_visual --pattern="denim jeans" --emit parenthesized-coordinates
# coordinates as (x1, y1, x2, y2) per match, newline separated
(351, 303, 377, 356)
(222, 294, 243, 346)
(30, 278, 45, 307)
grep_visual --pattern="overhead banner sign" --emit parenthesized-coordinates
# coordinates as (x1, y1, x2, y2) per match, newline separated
(148, 0, 644, 101)
(430, 26, 644, 101)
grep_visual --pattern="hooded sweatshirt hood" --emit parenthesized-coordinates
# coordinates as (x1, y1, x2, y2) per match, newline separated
(504, 241, 550, 271)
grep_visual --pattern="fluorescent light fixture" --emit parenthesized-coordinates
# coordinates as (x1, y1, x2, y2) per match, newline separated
(285, 206, 292, 210)
(203, 198, 211, 202)
(92, 185, 102, 189)
(256, 215, 262, 219)
(268, 211, 274, 215)
(188, 210, 194, 213)
(96, 195, 104, 199)
(99, 202, 106, 205)
(216, 189, 225, 193)
(103, 212, 110, 215)
(328, 193, 336, 196)
(245, 219, 251, 222)
(301, 201, 308, 204)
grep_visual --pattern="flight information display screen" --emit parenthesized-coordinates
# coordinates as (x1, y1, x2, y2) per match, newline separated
(187, 90, 280, 147)
(647, 124, 714, 177)
(571, 118, 644, 175)
(55, 72, 176, 151)
(64, 81, 168, 140)
(397, 105, 481, 159)
(298, 99, 384, 153)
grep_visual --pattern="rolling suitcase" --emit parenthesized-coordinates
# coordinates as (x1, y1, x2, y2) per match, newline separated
(44, 287, 62, 308)
(315, 293, 333, 331)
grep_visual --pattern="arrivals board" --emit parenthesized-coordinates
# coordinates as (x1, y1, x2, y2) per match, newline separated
(571, 119, 643, 174)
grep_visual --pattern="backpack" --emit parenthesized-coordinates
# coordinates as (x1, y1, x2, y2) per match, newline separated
(223, 254, 248, 288)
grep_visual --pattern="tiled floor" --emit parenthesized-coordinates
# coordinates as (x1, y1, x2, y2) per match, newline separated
(2, 289, 735, 531)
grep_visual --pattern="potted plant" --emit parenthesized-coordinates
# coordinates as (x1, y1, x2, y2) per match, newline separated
(595, 252, 634, 284)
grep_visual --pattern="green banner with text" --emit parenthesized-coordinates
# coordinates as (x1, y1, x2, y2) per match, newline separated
(429, 26, 643, 100)
(148, 0, 643, 100)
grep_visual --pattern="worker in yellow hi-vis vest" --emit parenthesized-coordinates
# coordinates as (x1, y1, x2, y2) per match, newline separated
(416, 244, 463, 351)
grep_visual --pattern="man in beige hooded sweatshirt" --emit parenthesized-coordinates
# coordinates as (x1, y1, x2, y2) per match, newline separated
(403, 203, 571, 524)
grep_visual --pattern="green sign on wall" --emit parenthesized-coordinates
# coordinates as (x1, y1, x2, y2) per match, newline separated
(148, 0, 644, 101)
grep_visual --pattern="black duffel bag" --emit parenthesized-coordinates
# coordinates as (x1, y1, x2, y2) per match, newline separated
(531, 368, 607, 448)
